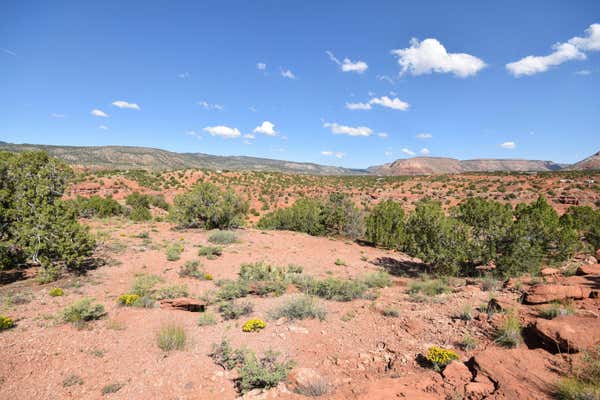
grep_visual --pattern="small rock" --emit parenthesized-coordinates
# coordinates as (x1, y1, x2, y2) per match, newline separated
(533, 315, 600, 353)
(576, 263, 600, 276)
(288, 325, 308, 334)
(442, 361, 472, 388)
(540, 267, 560, 277)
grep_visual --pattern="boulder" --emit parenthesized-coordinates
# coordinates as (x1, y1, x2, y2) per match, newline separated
(533, 315, 600, 353)
(465, 374, 495, 400)
(442, 361, 472, 388)
(576, 263, 600, 276)
(159, 297, 205, 312)
(473, 348, 558, 399)
(540, 267, 560, 277)
(524, 284, 592, 304)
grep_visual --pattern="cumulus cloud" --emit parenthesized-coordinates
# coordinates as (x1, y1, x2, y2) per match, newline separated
(369, 96, 409, 110)
(345, 102, 372, 110)
(198, 101, 224, 110)
(416, 132, 432, 139)
(112, 100, 140, 110)
(257, 62, 267, 70)
(321, 150, 345, 158)
(243, 133, 255, 139)
(420, 148, 430, 155)
(506, 24, 600, 77)
(91, 109, 108, 117)
(203, 125, 241, 138)
(323, 122, 372, 137)
(500, 141, 516, 149)
(326, 51, 368, 73)
(253, 121, 277, 136)
(392, 38, 486, 78)
(281, 68, 296, 79)
(401, 148, 416, 156)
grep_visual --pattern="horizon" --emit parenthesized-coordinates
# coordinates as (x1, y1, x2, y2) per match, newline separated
(1, 1, 599, 168)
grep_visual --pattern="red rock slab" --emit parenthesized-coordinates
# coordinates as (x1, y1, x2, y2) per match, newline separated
(524, 284, 592, 304)
(159, 297, 206, 312)
(533, 315, 600, 353)
(576, 264, 600, 276)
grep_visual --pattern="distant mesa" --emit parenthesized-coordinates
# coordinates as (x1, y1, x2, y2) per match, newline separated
(0, 142, 598, 175)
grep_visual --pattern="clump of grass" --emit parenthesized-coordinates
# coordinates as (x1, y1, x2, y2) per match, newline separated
(460, 334, 477, 351)
(130, 274, 163, 297)
(425, 346, 459, 371)
(555, 346, 600, 400)
(209, 338, 248, 370)
(341, 310, 356, 322)
(101, 382, 125, 395)
(155, 284, 189, 300)
(480, 273, 501, 292)
(219, 300, 254, 320)
(216, 280, 250, 301)
(198, 245, 223, 259)
(269, 295, 326, 321)
(166, 243, 184, 261)
(495, 311, 521, 348)
(457, 303, 473, 321)
(242, 318, 267, 332)
(334, 258, 346, 266)
(49, 288, 64, 297)
(407, 277, 450, 297)
(61, 298, 105, 326)
(197, 312, 217, 326)
(63, 374, 83, 387)
(539, 301, 575, 320)
(294, 375, 331, 397)
(382, 306, 400, 318)
(178, 261, 212, 280)
(157, 324, 186, 351)
(208, 230, 239, 244)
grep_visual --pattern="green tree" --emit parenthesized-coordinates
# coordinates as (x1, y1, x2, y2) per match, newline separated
(403, 199, 469, 275)
(365, 200, 405, 249)
(452, 197, 513, 264)
(170, 182, 248, 229)
(0, 151, 95, 280)
(560, 206, 600, 251)
(257, 198, 324, 236)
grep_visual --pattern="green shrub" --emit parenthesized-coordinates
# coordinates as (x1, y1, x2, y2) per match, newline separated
(382, 306, 400, 317)
(269, 295, 326, 321)
(495, 312, 521, 348)
(460, 334, 477, 351)
(130, 274, 163, 297)
(216, 280, 250, 301)
(198, 245, 223, 259)
(197, 312, 217, 326)
(61, 298, 105, 325)
(294, 276, 368, 301)
(155, 284, 188, 300)
(157, 324, 186, 351)
(257, 198, 325, 236)
(366, 200, 405, 249)
(170, 183, 248, 229)
(166, 243, 184, 261)
(129, 206, 152, 222)
(219, 300, 253, 320)
(539, 302, 574, 319)
(555, 346, 600, 400)
(0, 315, 15, 331)
(101, 382, 125, 395)
(71, 195, 123, 218)
(237, 350, 294, 394)
(208, 230, 239, 244)
(179, 260, 210, 279)
(49, 287, 64, 297)
(209, 338, 248, 370)
(407, 277, 451, 297)
(561, 205, 600, 251)
(126, 192, 153, 221)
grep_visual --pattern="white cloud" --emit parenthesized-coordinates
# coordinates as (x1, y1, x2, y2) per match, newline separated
(91, 109, 108, 117)
(377, 75, 396, 84)
(321, 150, 345, 159)
(323, 122, 372, 137)
(248, 106, 257, 112)
(500, 141, 516, 149)
(257, 62, 267, 71)
(198, 101, 224, 110)
(506, 24, 600, 77)
(377, 132, 389, 138)
(178, 72, 190, 79)
(243, 133, 255, 139)
(392, 38, 486, 78)
(186, 130, 200, 137)
(576, 69, 592, 75)
(99, 125, 109, 130)
(112, 100, 140, 110)
(203, 125, 241, 138)
(369, 96, 409, 111)
(420, 148, 430, 155)
(50, 113, 65, 118)
(416, 132, 432, 139)
(345, 102, 372, 110)
(281, 69, 296, 79)
(253, 121, 277, 136)
(401, 148, 416, 156)
(341, 58, 368, 73)
(326, 51, 368, 73)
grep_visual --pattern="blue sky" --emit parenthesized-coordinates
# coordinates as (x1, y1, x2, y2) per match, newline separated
(1, 1, 599, 168)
